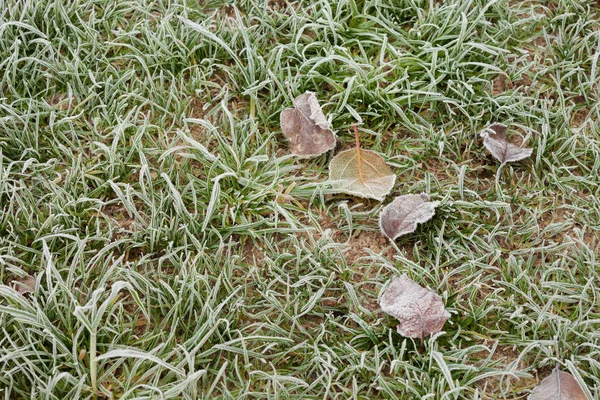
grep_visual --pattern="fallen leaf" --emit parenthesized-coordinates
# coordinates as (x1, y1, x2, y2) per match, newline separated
(529, 367, 587, 400)
(380, 275, 450, 338)
(480, 124, 533, 164)
(11, 275, 37, 296)
(47, 93, 76, 111)
(328, 148, 396, 201)
(280, 92, 336, 157)
(379, 193, 439, 240)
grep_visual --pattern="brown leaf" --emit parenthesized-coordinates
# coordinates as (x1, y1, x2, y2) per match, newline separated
(11, 274, 37, 296)
(529, 367, 588, 400)
(280, 92, 336, 157)
(380, 275, 450, 338)
(47, 93, 76, 111)
(480, 124, 533, 164)
(379, 193, 439, 240)
(328, 149, 396, 201)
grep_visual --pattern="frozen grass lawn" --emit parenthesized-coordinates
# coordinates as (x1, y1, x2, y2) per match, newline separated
(1, 0, 599, 398)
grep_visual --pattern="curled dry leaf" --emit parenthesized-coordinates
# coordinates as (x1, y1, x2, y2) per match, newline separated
(11, 275, 37, 296)
(328, 149, 396, 201)
(280, 92, 336, 157)
(528, 367, 587, 400)
(379, 193, 439, 240)
(380, 275, 450, 339)
(480, 124, 533, 164)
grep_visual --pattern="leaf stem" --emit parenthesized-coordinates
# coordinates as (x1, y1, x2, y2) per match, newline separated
(354, 126, 365, 184)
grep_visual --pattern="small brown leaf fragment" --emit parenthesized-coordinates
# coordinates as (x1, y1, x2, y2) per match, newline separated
(328, 149, 396, 201)
(380, 275, 450, 338)
(280, 92, 336, 157)
(528, 367, 588, 400)
(379, 193, 439, 240)
(11, 275, 37, 296)
(47, 93, 76, 111)
(480, 124, 533, 164)
(321, 298, 338, 308)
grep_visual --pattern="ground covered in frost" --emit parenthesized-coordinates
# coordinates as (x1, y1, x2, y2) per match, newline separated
(1, 0, 599, 398)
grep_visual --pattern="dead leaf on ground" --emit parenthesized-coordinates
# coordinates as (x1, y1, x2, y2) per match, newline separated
(280, 92, 336, 157)
(47, 93, 76, 111)
(380, 275, 450, 338)
(328, 148, 395, 201)
(479, 124, 533, 164)
(379, 193, 439, 240)
(11, 275, 37, 296)
(528, 367, 588, 400)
